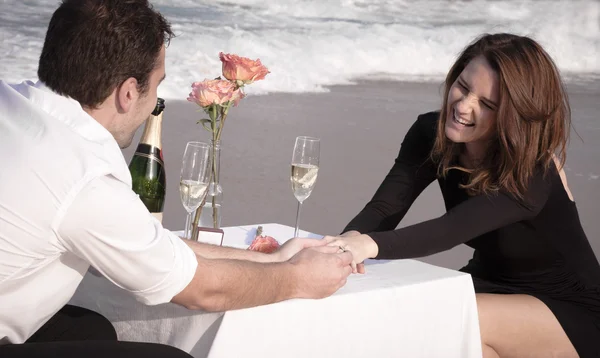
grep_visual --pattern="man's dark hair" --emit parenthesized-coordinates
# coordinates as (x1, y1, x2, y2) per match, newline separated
(38, 0, 174, 108)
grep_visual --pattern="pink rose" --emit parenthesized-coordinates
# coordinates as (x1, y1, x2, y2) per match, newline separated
(219, 52, 270, 85)
(228, 86, 244, 107)
(248, 234, 280, 254)
(187, 79, 245, 108)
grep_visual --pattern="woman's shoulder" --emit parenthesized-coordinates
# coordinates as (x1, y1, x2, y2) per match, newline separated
(415, 110, 440, 133)
(403, 110, 440, 146)
(417, 110, 441, 123)
(395, 110, 441, 165)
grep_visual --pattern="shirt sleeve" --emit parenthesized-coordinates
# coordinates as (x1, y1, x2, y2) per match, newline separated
(343, 112, 438, 234)
(56, 174, 198, 305)
(369, 165, 553, 260)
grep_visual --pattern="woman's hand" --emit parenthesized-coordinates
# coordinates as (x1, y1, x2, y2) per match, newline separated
(273, 237, 327, 262)
(340, 230, 361, 238)
(323, 234, 379, 274)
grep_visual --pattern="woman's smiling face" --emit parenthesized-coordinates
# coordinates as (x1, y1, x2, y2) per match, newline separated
(445, 55, 500, 154)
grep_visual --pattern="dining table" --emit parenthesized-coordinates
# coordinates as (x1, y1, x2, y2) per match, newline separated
(68, 222, 482, 358)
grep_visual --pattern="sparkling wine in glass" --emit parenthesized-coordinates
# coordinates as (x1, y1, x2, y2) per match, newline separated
(290, 136, 320, 237)
(180, 141, 210, 240)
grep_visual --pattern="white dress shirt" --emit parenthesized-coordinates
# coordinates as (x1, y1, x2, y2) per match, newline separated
(0, 80, 198, 344)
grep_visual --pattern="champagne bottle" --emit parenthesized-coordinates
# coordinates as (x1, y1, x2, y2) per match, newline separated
(129, 98, 167, 222)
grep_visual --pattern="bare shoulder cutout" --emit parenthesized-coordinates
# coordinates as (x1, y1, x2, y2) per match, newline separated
(552, 155, 575, 202)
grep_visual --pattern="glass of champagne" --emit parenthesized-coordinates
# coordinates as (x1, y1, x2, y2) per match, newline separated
(180, 141, 210, 240)
(290, 136, 320, 237)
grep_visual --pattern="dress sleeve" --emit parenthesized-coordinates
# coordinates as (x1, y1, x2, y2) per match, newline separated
(56, 175, 198, 305)
(369, 170, 553, 259)
(343, 112, 438, 234)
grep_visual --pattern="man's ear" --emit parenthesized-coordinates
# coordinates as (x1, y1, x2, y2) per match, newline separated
(116, 77, 140, 113)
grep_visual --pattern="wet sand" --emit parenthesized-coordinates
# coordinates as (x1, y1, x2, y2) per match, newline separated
(122, 80, 600, 269)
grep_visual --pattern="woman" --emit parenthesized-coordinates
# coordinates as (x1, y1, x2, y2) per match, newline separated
(326, 33, 600, 358)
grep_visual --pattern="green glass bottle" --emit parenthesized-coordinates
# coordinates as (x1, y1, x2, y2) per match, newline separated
(129, 98, 166, 222)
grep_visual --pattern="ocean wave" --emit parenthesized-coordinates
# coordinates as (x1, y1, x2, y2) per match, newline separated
(0, 0, 598, 99)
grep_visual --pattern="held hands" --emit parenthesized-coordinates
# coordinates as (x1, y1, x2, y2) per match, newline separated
(288, 246, 353, 299)
(270, 233, 377, 299)
(272, 237, 327, 262)
(323, 233, 379, 274)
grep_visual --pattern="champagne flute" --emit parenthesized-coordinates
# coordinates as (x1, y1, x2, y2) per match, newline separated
(180, 141, 210, 240)
(290, 136, 320, 237)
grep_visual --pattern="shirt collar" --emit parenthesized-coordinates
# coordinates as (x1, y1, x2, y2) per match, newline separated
(31, 81, 131, 184)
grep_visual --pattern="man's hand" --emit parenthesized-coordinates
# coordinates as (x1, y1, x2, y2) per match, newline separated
(288, 246, 353, 299)
(273, 237, 327, 262)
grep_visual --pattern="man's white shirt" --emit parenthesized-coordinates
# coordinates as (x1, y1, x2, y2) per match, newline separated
(0, 80, 197, 344)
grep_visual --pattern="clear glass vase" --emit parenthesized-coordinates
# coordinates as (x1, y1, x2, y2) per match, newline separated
(198, 139, 223, 229)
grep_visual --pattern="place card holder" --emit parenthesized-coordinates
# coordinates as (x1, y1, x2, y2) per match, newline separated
(196, 226, 225, 246)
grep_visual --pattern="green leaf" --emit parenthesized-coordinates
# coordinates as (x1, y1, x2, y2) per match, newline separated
(197, 119, 214, 132)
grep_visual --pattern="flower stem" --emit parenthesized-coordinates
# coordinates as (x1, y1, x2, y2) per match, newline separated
(211, 137, 218, 228)
(192, 105, 219, 239)
(191, 201, 202, 241)
(216, 104, 230, 141)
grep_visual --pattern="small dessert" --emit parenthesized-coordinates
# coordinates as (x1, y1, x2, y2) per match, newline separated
(248, 226, 280, 254)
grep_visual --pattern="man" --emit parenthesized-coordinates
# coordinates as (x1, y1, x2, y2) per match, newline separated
(0, 0, 353, 356)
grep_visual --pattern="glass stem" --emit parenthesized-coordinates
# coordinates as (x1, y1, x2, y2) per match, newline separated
(294, 201, 303, 237)
(184, 212, 192, 240)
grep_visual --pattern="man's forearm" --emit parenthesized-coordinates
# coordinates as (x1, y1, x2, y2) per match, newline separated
(174, 257, 298, 312)
(182, 239, 275, 263)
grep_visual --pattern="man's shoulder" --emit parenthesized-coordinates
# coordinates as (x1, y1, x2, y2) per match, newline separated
(0, 79, 130, 188)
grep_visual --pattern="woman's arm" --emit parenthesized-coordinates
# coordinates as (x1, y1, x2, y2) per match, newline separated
(329, 169, 552, 265)
(368, 170, 552, 259)
(343, 112, 439, 234)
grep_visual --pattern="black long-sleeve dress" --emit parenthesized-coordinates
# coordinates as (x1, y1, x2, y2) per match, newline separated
(344, 111, 600, 357)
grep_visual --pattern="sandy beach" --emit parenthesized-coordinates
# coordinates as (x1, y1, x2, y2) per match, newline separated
(122, 80, 600, 269)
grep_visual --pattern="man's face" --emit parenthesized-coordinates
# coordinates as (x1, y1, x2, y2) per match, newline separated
(118, 45, 166, 149)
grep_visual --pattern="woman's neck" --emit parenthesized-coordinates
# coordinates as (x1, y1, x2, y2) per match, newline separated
(460, 142, 487, 168)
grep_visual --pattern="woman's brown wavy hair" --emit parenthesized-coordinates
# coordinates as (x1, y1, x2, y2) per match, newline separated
(431, 33, 571, 200)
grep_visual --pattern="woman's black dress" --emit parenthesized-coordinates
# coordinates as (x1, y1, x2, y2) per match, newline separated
(344, 111, 600, 357)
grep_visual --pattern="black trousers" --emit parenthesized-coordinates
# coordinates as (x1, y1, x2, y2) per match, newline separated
(0, 305, 192, 357)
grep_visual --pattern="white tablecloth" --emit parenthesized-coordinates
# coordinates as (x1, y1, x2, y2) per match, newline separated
(69, 223, 482, 358)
